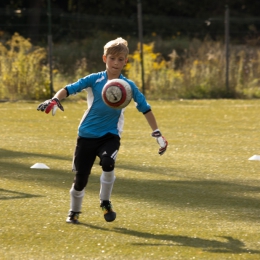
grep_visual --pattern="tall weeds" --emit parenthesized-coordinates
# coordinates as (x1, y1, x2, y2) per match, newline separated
(0, 33, 50, 100)
(125, 37, 260, 99)
(1, 33, 260, 100)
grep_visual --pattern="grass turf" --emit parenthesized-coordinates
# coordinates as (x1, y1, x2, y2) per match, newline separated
(0, 99, 260, 259)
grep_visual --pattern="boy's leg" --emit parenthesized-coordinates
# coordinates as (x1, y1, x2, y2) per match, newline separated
(69, 185, 85, 212)
(98, 135, 120, 202)
(72, 137, 97, 192)
(98, 134, 120, 222)
(100, 169, 116, 222)
(100, 170, 115, 201)
(66, 186, 85, 224)
(67, 137, 97, 224)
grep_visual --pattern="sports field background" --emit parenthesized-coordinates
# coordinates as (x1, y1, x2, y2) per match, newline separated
(0, 99, 260, 259)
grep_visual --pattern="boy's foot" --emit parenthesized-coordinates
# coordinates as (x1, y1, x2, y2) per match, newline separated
(66, 211, 81, 224)
(100, 200, 116, 222)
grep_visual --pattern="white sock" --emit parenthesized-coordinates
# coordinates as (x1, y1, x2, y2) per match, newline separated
(100, 171, 116, 202)
(70, 185, 85, 212)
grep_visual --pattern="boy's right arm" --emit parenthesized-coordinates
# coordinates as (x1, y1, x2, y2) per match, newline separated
(37, 88, 67, 115)
(53, 88, 68, 101)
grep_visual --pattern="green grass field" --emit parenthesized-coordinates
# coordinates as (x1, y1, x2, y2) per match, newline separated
(1, 99, 260, 260)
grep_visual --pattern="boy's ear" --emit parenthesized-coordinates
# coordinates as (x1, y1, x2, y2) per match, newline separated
(103, 55, 107, 63)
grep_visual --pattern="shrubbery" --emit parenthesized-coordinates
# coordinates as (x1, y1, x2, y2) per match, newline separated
(125, 38, 260, 99)
(0, 33, 50, 100)
(1, 33, 260, 100)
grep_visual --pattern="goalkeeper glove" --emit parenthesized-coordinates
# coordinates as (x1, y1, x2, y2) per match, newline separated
(37, 98, 64, 116)
(151, 129, 168, 156)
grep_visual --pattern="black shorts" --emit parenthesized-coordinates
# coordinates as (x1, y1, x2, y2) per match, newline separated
(72, 133, 120, 190)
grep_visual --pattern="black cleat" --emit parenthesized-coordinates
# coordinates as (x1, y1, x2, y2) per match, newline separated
(66, 211, 81, 224)
(100, 200, 116, 222)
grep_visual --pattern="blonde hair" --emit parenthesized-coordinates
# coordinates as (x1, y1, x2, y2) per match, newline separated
(103, 37, 129, 57)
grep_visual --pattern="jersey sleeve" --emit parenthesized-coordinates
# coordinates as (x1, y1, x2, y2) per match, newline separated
(127, 80, 151, 113)
(65, 73, 97, 95)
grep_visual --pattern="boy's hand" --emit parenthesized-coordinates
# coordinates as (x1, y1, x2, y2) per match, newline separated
(37, 98, 64, 115)
(151, 130, 168, 156)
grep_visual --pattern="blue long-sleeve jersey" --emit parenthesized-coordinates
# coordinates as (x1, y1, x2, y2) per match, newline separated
(65, 71, 151, 138)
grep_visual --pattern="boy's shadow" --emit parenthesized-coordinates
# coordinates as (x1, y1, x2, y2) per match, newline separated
(0, 188, 43, 200)
(80, 223, 260, 254)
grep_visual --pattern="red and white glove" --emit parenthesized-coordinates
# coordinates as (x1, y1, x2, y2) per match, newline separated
(37, 98, 64, 116)
(151, 129, 168, 156)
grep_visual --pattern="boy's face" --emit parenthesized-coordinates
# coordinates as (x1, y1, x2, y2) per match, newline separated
(103, 53, 128, 77)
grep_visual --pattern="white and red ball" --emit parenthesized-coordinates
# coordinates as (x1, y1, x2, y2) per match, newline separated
(102, 79, 132, 109)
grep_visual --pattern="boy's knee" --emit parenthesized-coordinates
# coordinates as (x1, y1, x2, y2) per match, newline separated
(74, 182, 85, 191)
(101, 156, 115, 171)
(74, 174, 88, 191)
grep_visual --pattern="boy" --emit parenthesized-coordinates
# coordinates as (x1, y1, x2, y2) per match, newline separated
(37, 37, 168, 224)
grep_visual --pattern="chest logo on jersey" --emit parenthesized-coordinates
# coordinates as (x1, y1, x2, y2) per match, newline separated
(95, 76, 105, 83)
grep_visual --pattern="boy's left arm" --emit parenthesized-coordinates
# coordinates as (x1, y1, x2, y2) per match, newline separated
(144, 111, 168, 156)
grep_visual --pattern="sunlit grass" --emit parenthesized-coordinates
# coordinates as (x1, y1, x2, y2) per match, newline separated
(0, 100, 260, 259)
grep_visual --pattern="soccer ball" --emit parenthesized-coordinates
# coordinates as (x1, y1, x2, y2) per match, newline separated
(102, 79, 132, 109)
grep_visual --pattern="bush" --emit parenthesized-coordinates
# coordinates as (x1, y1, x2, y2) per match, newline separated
(125, 36, 260, 99)
(0, 33, 50, 100)
(1, 33, 260, 100)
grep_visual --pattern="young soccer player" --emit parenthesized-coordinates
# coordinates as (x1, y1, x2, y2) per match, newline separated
(37, 37, 168, 224)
